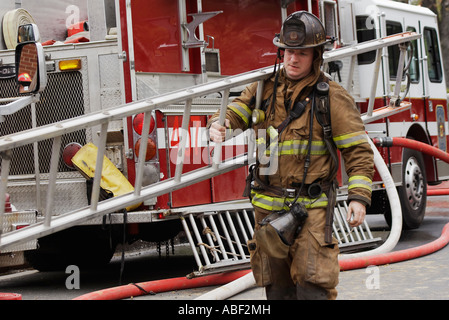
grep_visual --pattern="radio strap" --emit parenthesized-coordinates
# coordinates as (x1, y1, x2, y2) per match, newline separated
(314, 79, 339, 243)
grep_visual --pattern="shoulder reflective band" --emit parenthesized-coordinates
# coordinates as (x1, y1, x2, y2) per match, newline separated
(228, 102, 252, 126)
(333, 131, 368, 149)
(348, 175, 372, 192)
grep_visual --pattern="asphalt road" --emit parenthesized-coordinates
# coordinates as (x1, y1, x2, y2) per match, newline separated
(1, 194, 448, 301)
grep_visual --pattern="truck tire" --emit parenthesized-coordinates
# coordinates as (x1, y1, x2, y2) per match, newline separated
(24, 226, 118, 271)
(397, 147, 427, 229)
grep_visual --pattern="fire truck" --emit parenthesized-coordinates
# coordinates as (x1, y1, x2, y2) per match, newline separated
(0, 0, 447, 275)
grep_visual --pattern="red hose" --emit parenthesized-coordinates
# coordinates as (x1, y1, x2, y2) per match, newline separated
(345, 137, 449, 268)
(372, 136, 449, 163)
(74, 222, 449, 300)
(0, 293, 22, 300)
(373, 137, 449, 196)
(340, 222, 449, 271)
(428, 189, 449, 196)
(73, 269, 250, 300)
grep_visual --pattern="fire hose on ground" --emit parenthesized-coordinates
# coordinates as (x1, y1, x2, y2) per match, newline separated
(337, 137, 449, 271)
(73, 270, 251, 300)
(73, 137, 449, 300)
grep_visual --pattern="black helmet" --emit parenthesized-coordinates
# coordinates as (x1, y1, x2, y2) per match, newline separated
(273, 11, 328, 49)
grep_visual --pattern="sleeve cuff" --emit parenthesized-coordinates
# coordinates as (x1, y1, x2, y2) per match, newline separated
(347, 194, 371, 207)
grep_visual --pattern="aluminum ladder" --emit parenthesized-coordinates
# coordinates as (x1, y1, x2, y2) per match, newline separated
(175, 200, 254, 278)
(333, 198, 382, 253)
(0, 66, 270, 252)
(178, 197, 382, 278)
(0, 32, 417, 254)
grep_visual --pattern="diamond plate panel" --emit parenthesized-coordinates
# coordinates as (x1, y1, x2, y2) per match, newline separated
(1, 210, 37, 252)
(0, 252, 26, 267)
(99, 53, 123, 131)
(7, 180, 88, 216)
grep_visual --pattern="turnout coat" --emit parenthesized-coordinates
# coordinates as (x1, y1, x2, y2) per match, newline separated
(208, 68, 374, 212)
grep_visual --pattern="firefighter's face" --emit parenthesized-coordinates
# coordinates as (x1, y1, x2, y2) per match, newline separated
(283, 48, 314, 80)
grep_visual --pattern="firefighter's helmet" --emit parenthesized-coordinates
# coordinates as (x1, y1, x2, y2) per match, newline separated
(273, 11, 328, 49)
(18, 72, 32, 84)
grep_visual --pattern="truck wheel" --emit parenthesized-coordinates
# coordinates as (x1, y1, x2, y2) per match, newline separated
(397, 147, 427, 229)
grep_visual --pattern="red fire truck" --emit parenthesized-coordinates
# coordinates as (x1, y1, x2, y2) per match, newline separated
(0, 0, 447, 274)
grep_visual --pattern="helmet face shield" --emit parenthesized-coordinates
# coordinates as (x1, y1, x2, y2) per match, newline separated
(273, 11, 328, 49)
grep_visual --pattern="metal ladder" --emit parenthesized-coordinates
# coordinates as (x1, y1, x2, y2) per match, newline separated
(178, 197, 382, 277)
(0, 32, 417, 254)
(0, 65, 271, 252)
(333, 198, 382, 253)
(178, 200, 254, 278)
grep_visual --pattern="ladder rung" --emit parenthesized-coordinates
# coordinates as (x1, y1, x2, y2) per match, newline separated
(181, 209, 253, 277)
(333, 200, 382, 251)
(183, 200, 382, 277)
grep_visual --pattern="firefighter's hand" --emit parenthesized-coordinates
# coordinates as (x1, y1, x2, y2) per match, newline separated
(209, 119, 231, 142)
(346, 200, 366, 228)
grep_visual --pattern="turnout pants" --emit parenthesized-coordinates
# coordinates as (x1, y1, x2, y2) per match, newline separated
(249, 206, 340, 300)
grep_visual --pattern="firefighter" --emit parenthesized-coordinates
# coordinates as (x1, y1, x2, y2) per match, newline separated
(207, 11, 374, 300)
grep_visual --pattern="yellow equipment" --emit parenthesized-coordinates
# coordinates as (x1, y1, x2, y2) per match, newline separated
(71, 142, 141, 211)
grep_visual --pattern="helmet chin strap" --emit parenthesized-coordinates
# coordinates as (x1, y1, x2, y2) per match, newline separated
(272, 48, 283, 77)
(267, 48, 283, 121)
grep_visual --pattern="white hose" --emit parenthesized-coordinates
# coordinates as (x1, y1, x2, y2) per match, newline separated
(195, 271, 257, 300)
(2, 8, 37, 49)
(339, 136, 402, 259)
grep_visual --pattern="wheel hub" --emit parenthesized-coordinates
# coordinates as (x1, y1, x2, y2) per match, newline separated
(404, 156, 424, 210)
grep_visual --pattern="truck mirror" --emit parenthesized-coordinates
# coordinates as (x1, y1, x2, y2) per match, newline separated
(17, 23, 40, 44)
(15, 42, 46, 94)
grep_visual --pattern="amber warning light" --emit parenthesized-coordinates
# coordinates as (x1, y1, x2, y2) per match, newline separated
(59, 59, 82, 71)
